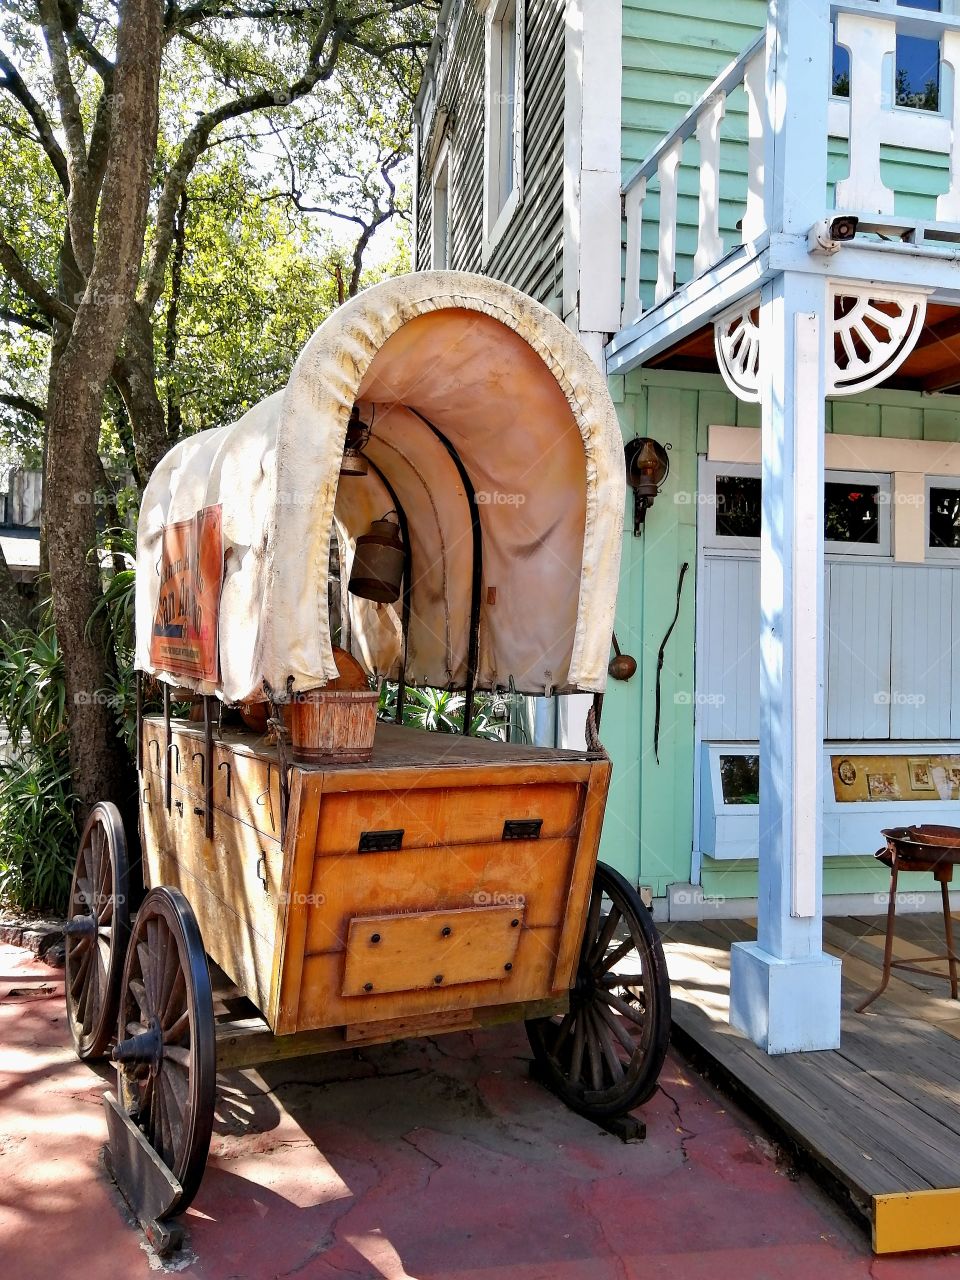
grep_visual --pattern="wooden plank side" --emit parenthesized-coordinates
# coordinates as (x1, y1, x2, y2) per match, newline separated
(140, 790, 282, 1014)
(341, 905, 523, 996)
(296, 924, 560, 1030)
(669, 991, 918, 1199)
(305, 836, 576, 955)
(551, 759, 612, 992)
(315, 781, 582, 854)
(272, 769, 324, 1035)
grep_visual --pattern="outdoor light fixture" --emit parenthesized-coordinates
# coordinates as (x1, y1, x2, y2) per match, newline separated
(625, 436, 670, 536)
(808, 215, 859, 255)
(348, 511, 405, 603)
(340, 404, 371, 477)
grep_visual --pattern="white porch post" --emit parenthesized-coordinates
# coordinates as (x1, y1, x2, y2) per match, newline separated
(728, 0, 842, 1053)
(729, 272, 842, 1052)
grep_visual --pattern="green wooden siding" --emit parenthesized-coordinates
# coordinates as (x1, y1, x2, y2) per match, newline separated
(415, 0, 564, 308)
(621, 0, 766, 310)
(601, 367, 960, 900)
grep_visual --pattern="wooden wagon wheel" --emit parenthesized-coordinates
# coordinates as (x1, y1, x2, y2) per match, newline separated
(526, 861, 671, 1121)
(64, 802, 131, 1060)
(112, 887, 216, 1215)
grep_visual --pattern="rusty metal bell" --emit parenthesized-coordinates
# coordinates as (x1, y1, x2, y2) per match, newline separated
(348, 512, 404, 604)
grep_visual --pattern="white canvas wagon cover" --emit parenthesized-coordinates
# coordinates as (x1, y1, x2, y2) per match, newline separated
(135, 272, 625, 702)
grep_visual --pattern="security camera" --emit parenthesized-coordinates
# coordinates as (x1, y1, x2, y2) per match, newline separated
(808, 215, 859, 255)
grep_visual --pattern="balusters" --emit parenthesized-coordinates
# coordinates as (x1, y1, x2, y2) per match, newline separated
(622, 177, 645, 328)
(834, 12, 896, 216)
(655, 139, 682, 305)
(742, 52, 766, 242)
(694, 92, 727, 274)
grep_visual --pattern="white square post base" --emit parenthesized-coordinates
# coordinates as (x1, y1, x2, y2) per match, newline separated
(730, 941, 842, 1054)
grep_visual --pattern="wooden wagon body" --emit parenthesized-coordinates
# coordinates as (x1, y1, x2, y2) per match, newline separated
(141, 716, 609, 1050)
(64, 272, 670, 1254)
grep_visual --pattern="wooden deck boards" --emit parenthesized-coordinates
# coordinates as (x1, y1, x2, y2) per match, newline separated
(661, 915, 960, 1254)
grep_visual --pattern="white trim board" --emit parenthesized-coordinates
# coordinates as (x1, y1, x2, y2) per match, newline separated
(707, 426, 960, 474)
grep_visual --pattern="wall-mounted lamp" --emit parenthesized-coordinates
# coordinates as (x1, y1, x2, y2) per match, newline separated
(625, 436, 670, 536)
(341, 405, 371, 477)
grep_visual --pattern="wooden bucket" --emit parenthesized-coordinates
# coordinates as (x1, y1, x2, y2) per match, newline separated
(285, 688, 378, 765)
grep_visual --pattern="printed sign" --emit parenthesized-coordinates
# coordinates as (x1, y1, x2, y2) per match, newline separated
(149, 506, 223, 682)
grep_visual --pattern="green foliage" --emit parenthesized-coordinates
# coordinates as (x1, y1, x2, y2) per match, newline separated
(0, 619, 75, 913)
(378, 683, 512, 741)
(0, 744, 77, 914)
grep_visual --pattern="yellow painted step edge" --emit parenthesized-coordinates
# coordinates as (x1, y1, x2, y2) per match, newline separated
(874, 1188, 960, 1254)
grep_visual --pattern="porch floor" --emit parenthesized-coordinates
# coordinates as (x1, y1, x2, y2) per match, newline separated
(660, 914, 960, 1256)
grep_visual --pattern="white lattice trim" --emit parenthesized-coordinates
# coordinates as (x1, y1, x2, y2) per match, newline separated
(714, 294, 762, 403)
(828, 286, 928, 396)
(713, 284, 929, 404)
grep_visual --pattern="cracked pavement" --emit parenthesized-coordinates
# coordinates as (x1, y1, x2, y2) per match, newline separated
(3, 941, 960, 1279)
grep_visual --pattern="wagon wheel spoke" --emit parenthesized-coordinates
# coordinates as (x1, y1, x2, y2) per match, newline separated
(569, 1008, 586, 1085)
(599, 971, 645, 989)
(584, 1008, 604, 1091)
(593, 996, 639, 1054)
(600, 936, 635, 972)
(588, 905, 622, 971)
(597, 988, 646, 1028)
(592, 1005, 626, 1082)
(164, 1008, 189, 1045)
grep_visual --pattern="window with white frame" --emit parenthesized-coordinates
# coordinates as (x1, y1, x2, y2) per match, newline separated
(430, 140, 451, 270)
(700, 461, 892, 557)
(927, 475, 960, 557)
(483, 0, 523, 258)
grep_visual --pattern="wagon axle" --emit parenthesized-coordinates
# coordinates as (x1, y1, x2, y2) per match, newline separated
(112, 1018, 164, 1070)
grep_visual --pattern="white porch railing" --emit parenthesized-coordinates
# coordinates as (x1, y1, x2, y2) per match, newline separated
(621, 1, 960, 330)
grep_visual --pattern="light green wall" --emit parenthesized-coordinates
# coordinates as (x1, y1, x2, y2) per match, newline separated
(601, 367, 960, 899)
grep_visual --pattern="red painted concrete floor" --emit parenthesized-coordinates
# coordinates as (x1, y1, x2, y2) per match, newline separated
(2, 940, 959, 1280)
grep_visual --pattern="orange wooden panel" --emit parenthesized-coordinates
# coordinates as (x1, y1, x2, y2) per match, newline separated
(342, 905, 524, 996)
(315, 782, 582, 855)
(295, 924, 562, 1030)
(303, 837, 576, 955)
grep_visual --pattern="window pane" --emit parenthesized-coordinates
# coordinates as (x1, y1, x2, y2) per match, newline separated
(832, 27, 850, 98)
(930, 486, 960, 548)
(896, 0, 941, 110)
(715, 474, 761, 539)
(824, 481, 880, 545)
(720, 755, 759, 805)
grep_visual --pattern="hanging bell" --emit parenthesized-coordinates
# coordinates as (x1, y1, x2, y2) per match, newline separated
(348, 512, 404, 604)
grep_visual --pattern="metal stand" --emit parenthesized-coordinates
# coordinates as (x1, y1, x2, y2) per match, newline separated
(856, 853, 960, 1013)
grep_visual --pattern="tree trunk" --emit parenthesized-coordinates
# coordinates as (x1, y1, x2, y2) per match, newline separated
(45, 0, 163, 817)
(115, 303, 170, 487)
(0, 543, 26, 632)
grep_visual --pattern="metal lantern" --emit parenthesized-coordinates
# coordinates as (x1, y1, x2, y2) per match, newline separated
(624, 436, 670, 536)
(340, 405, 370, 477)
(348, 511, 405, 603)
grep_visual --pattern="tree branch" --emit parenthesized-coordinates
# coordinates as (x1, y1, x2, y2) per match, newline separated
(0, 235, 76, 325)
(0, 306, 53, 335)
(0, 392, 46, 422)
(140, 6, 342, 311)
(0, 50, 70, 193)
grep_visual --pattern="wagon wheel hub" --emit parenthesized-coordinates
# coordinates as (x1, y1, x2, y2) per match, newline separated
(113, 1016, 164, 1073)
